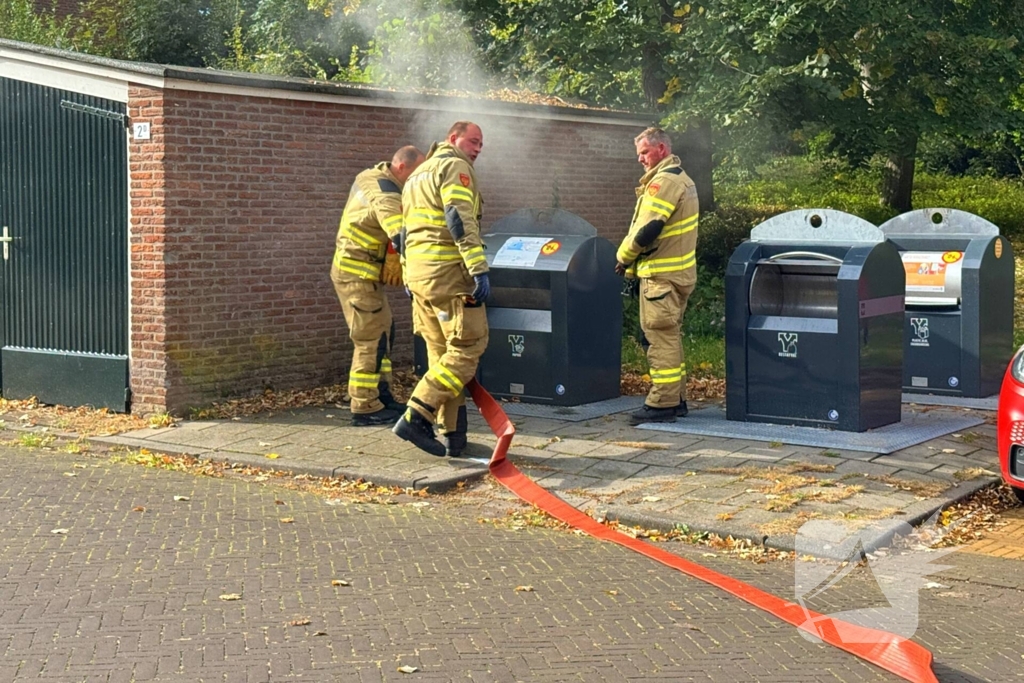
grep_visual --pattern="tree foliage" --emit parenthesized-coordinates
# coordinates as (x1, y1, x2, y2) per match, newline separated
(5, 0, 1024, 207)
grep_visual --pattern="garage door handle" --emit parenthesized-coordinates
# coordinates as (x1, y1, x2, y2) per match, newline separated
(0, 226, 20, 261)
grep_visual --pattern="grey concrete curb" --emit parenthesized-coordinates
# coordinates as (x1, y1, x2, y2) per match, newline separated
(89, 435, 489, 494)
(598, 475, 1001, 560)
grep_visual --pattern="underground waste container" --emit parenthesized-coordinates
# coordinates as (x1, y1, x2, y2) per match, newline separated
(725, 209, 905, 432)
(409, 208, 618, 407)
(879, 208, 1014, 398)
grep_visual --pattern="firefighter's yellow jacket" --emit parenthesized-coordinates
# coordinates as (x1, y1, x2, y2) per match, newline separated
(402, 142, 487, 293)
(330, 162, 405, 283)
(616, 155, 698, 285)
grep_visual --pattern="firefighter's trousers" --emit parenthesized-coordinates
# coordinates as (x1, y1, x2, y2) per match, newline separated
(408, 289, 489, 433)
(640, 277, 695, 409)
(334, 280, 394, 414)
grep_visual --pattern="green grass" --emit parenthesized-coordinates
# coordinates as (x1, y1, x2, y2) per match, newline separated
(621, 333, 725, 378)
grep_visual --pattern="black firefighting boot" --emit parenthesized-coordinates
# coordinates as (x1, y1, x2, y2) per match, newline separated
(351, 406, 402, 427)
(676, 401, 689, 418)
(628, 404, 679, 426)
(377, 382, 406, 413)
(443, 405, 469, 458)
(393, 408, 446, 457)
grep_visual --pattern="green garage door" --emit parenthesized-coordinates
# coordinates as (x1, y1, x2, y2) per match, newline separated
(0, 76, 129, 411)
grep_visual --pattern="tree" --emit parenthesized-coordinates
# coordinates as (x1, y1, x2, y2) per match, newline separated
(662, 0, 1024, 211)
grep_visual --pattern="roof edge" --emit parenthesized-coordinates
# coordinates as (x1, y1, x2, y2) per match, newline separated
(0, 38, 653, 126)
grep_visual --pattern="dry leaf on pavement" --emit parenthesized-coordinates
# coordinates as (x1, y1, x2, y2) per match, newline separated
(397, 665, 419, 674)
(287, 618, 311, 626)
(219, 594, 242, 601)
(173, 495, 190, 502)
(332, 580, 350, 587)
(50, 528, 69, 534)
(515, 585, 534, 592)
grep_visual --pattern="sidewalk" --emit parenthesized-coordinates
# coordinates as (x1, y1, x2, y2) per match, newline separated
(96, 398, 1001, 557)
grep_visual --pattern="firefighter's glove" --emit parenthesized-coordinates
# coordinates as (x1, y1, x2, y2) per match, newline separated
(614, 261, 628, 276)
(381, 251, 403, 287)
(391, 231, 404, 256)
(472, 274, 491, 303)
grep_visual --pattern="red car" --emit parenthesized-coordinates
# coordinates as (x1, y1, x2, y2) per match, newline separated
(997, 346, 1024, 503)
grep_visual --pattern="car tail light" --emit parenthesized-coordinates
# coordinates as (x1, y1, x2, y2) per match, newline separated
(1012, 349, 1024, 384)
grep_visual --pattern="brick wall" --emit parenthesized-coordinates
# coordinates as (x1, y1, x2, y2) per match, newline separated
(127, 87, 645, 414)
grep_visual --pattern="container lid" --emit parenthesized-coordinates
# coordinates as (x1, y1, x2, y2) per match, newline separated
(751, 209, 884, 245)
(487, 208, 598, 237)
(879, 208, 999, 237)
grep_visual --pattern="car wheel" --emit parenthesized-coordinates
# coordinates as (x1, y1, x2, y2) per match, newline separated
(1013, 486, 1024, 505)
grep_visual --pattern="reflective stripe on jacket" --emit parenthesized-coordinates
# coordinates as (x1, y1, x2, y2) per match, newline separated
(616, 155, 699, 284)
(402, 142, 488, 286)
(330, 162, 404, 283)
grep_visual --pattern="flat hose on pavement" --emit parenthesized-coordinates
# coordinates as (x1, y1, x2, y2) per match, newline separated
(467, 379, 938, 683)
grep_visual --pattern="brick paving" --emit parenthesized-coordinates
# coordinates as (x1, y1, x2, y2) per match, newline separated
(0, 445, 1022, 682)
(95, 401, 1003, 554)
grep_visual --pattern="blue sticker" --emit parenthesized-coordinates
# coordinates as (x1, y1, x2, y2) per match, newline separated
(555, 384, 566, 396)
(828, 410, 839, 421)
(948, 376, 960, 388)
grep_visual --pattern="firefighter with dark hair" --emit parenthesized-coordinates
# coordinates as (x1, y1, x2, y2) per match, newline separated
(615, 127, 699, 426)
(392, 121, 489, 457)
(332, 145, 425, 426)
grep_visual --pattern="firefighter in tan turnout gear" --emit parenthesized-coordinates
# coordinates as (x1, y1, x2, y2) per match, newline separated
(332, 146, 425, 426)
(392, 122, 489, 457)
(615, 127, 699, 426)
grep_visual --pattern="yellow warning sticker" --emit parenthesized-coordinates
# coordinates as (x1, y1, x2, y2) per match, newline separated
(942, 251, 963, 264)
(995, 239, 1004, 259)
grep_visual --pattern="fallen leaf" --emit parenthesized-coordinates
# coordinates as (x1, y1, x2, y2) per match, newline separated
(941, 449, 957, 454)
(50, 528, 69, 534)
(397, 665, 419, 674)
(514, 585, 534, 592)
(280, 518, 295, 524)
(313, 631, 327, 636)
(275, 500, 285, 505)
(641, 496, 662, 503)
(258, 441, 272, 447)
(701, 552, 716, 558)
(219, 593, 242, 601)
(332, 580, 350, 587)
(287, 618, 311, 626)
(132, 506, 146, 512)
(266, 453, 280, 460)
(173, 496, 190, 502)
(605, 590, 619, 596)
(62, 472, 77, 477)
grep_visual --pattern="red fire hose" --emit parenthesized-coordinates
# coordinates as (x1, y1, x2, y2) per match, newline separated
(467, 380, 938, 683)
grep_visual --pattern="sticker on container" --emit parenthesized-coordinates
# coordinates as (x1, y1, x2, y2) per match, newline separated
(510, 383, 525, 395)
(492, 236, 552, 268)
(828, 410, 839, 421)
(541, 240, 561, 256)
(555, 384, 566, 396)
(995, 239, 1004, 259)
(942, 251, 963, 264)
(948, 376, 960, 388)
(901, 252, 949, 293)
